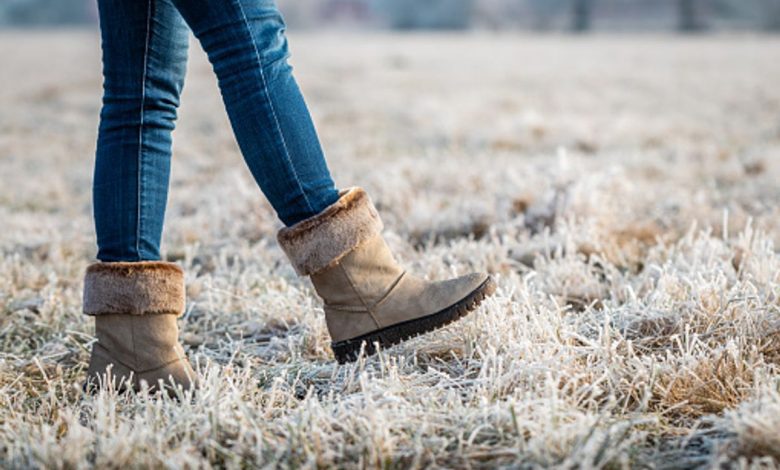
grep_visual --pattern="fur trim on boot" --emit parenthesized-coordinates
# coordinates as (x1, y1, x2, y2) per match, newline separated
(277, 187, 384, 276)
(83, 261, 186, 316)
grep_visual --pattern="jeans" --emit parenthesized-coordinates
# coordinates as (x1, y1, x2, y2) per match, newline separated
(94, 0, 340, 262)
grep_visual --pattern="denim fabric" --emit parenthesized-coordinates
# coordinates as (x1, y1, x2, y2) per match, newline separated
(94, 0, 340, 262)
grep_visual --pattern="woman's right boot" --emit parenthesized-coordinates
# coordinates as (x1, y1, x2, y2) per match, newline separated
(83, 261, 196, 393)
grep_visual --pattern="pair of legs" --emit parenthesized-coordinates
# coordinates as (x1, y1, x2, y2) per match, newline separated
(94, 0, 339, 261)
(85, 0, 495, 390)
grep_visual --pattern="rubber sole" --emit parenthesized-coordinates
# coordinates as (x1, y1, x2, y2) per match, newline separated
(331, 276, 497, 363)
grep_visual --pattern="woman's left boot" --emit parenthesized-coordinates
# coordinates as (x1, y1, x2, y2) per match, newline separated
(82, 262, 196, 393)
(277, 187, 496, 363)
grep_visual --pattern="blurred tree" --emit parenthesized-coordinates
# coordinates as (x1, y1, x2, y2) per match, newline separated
(275, 0, 321, 28)
(0, 0, 91, 25)
(528, 0, 568, 30)
(764, 0, 780, 30)
(678, 0, 708, 31)
(374, 0, 474, 30)
(571, 0, 594, 32)
(321, 0, 371, 22)
(1, 0, 777, 31)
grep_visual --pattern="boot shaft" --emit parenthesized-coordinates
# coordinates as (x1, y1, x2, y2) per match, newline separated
(94, 314, 184, 372)
(310, 234, 405, 309)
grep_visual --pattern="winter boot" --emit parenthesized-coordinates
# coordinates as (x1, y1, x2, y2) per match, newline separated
(83, 261, 196, 392)
(277, 187, 496, 362)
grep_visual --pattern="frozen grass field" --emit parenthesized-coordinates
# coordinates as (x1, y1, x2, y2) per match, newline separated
(1, 31, 779, 468)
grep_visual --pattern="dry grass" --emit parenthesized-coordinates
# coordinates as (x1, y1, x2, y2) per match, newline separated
(1, 31, 779, 468)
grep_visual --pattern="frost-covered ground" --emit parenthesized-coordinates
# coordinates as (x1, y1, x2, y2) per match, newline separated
(1, 31, 779, 468)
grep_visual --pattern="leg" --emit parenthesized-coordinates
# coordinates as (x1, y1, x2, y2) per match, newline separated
(170, 0, 339, 227)
(85, 0, 195, 393)
(167, 0, 495, 363)
(94, 0, 189, 261)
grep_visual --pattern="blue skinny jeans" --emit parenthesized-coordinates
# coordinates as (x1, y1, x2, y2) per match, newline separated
(94, 0, 340, 262)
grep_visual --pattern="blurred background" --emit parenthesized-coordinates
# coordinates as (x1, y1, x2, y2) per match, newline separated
(1, 0, 779, 32)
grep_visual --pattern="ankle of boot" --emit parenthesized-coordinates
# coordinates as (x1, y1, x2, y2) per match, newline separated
(95, 314, 185, 372)
(277, 187, 384, 276)
(83, 261, 185, 316)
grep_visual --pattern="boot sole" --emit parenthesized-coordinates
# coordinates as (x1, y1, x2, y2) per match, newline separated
(331, 276, 497, 363)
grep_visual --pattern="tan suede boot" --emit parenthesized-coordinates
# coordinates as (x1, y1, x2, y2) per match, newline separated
(83, 261, 196, 393)
(278, 187, 496, 363)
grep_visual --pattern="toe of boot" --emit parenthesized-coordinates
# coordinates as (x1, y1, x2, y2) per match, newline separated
(137, 342, 198, 393)
(437, 272, 492, 304)
(379, 271, 495, 325)
(138, 357, 198, 394)
(331, 272, 496, 363)
(416, 271, 495, 321)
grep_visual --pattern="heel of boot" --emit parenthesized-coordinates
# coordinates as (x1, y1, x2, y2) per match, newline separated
(83, 344, 135, 393)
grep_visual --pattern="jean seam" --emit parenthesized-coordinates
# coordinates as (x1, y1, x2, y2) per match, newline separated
(233, 0, 315, 215)
(136, 0, 154, 261)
